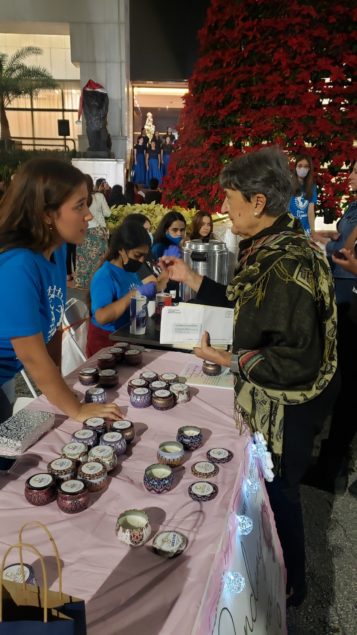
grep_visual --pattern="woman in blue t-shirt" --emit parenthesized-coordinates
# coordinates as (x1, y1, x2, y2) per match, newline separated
(289, 154, 318, 237)
(151, 211, 186, 260)
(0, 159, 122, 428)
(87, 222, 167, 356)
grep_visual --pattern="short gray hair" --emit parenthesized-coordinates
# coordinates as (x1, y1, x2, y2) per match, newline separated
(219, 146, 292, 217)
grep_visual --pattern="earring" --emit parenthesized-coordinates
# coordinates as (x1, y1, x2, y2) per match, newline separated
(253, 212, 259, 217)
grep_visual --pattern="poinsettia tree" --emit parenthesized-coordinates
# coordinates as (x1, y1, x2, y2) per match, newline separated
(163, 0, 357, 217)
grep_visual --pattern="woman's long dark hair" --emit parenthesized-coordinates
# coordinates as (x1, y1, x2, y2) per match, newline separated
(103, 221, 150, 265)
(0, 158, 86, 253)
(153, 210, 186, 246)
(122, 213, 150, 227)
(291, 153, 315, 200)
(190, 210, 213, 241)
(124, 181, 135, 204)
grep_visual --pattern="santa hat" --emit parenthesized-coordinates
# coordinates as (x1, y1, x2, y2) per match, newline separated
(77, 80, 107, 121)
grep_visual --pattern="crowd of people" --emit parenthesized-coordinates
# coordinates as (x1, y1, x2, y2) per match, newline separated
(0, 147, 356, 613)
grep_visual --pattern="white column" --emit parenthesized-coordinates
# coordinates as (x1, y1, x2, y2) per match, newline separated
(69, 0, 130, 160)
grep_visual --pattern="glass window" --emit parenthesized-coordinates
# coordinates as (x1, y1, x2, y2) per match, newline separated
(6, 111, 33, 141)
(32, 89, 62, 110)
(7, 94, 32, 109)
(33, 111, 60, 142)
(63, 88, 81, 110)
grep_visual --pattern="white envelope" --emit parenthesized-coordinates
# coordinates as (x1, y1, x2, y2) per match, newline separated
(160, 303, 233, 347)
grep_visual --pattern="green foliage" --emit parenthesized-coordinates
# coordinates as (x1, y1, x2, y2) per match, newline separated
(106, 203, 198, 234)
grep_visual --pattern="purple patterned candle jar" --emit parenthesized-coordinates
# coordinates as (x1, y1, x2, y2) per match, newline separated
(57, 479, 89, 513)
(113, 341, 130, 352)
(100, 431, 127, 456)
(84, 387, 107, 404)
(140, 370, 158, 383)
(47, 457, 76, 482)
(127, 378, 148, 395)
(78, 367, 99, 386)
(124, 349, 142, 366)
(83, 417, 106, 434)
(61, 442, 88, 464)
(109, 347, 124, 363)
(191, 460, 219, 479)
(152, 389, 175, 411)
(97, 353, 116, 370)
(116, 509, 151, 547)
(72, 428, 97, 449)
(157, 441, 185, 467)
(130, 387, 152, 408)
(109, 420, 135, 444)
(188, 481, 218, 502)
(148, 380, 168, 392)
(98, 369, 119, 388)
(24, 473, 57, 506)
(88, 445, 117, 472)
(169, 383, 190, 404)
(158, 372, 179, 385)
(143, 463, 174, 494)
(176, 426, 202, 451)
(77, 461, 108, 492)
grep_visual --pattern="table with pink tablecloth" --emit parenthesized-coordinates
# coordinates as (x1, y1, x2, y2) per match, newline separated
(0, 349, 286, 634)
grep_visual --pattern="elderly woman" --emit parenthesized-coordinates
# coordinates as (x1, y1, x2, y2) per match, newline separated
(161, 147, 339, 606)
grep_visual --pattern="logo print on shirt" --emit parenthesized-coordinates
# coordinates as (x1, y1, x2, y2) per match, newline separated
(47, 285, 64, 340)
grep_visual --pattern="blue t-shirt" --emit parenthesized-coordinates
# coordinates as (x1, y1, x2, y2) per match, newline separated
(289, 184, 318, 233)
(90, 261, 141, 332)
(0, 245, 67, 385)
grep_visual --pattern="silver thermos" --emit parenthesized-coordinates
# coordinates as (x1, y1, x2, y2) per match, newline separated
(182, 240, 228, 301)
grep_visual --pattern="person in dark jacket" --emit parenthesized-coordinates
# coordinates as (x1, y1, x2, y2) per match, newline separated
(160, 147, 339, 607)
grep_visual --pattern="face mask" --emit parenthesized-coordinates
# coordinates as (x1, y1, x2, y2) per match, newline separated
(123, 258, 142, 273)
(165, 232, 182, 245)
(296, 166, 309, 178)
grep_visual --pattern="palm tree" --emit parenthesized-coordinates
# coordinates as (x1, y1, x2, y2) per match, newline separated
(0, 46, 58, 141)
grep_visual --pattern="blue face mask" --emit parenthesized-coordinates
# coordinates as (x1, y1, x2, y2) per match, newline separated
(165, 232, 182, 245)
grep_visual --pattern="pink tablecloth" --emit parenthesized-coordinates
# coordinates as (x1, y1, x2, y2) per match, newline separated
(0, 349, 283, 634)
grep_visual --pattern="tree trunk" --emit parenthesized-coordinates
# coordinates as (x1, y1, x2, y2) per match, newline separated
(0, 98, 11, 140)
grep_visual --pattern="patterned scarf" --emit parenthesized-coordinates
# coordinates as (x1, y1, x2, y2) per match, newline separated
(226, 213, 337, 463)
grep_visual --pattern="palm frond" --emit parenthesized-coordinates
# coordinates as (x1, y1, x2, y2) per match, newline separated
(0, 46, 58, 109)
(6, 47, 42, 72)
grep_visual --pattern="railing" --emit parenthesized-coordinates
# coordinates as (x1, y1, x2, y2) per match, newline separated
(9, 137, 77, 152)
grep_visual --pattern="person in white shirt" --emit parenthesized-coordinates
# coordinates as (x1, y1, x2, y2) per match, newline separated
(76, 174, 111, 288)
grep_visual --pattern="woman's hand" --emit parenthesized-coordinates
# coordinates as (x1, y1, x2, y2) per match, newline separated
(193, 331, 232, 368)
(311, 230, 331, 245)
(159, 256, 203, 292)
(332, 248, 357, 275)
(156, 268, 169, 292)
(73, 401, 123, 423)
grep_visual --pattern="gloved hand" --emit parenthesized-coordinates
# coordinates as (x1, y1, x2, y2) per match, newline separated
(163, 245, 182, 259)
(136, 281, 157, 299)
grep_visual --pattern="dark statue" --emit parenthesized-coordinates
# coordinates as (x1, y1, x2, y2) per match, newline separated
(83, 89, 111, 152)
(77, 80, 113, 157)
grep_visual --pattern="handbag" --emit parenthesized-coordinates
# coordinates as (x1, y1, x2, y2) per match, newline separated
(0, 521, 86, 634)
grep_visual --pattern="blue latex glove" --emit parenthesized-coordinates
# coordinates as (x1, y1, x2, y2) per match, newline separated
(137, 281, 157, 299)
(163, 245, 182, 258)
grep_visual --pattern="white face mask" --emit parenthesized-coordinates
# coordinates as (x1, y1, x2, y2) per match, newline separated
(296, 166, 309, 179)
